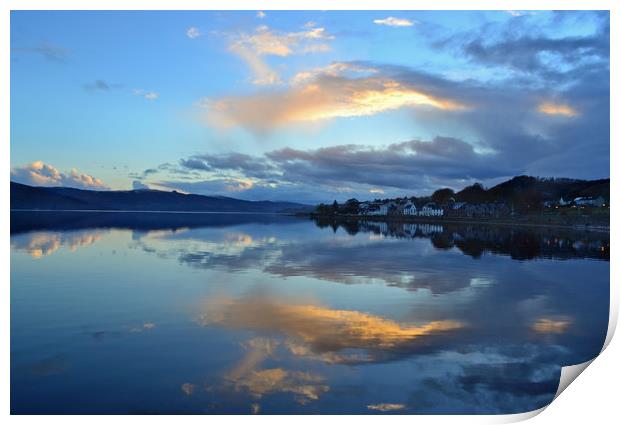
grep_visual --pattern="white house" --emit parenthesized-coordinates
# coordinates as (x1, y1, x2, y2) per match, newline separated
(418, 202, 444, 217)
(403, 201, 417, 216)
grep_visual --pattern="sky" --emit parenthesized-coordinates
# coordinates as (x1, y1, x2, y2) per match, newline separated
(10, 10, 610, 203)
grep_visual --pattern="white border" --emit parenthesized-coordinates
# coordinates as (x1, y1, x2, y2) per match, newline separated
(2, 1, 617, 423)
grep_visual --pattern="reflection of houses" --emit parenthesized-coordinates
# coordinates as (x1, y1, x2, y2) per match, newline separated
(403, 223, 417, 235)
(573, 196, 605, 207)
(544, 196, 607, 208)
(418, 223, 444, 235)
(418, 202, 444, 217)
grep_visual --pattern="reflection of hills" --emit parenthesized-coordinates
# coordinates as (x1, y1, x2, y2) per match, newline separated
(11, 211, 302, 235)
(313, 218, 609, 261)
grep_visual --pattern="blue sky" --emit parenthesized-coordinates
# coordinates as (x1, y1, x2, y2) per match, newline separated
(10, 10, 609, 203)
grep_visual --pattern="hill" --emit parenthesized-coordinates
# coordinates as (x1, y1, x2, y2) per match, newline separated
(10, 182, 311, 213)
(454, 176, 610, 207)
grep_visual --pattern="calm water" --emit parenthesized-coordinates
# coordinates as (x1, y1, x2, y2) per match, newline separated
(10, 212, 609, 414)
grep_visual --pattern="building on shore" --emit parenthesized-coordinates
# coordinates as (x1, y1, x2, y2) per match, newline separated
(419, 202, 444, 217)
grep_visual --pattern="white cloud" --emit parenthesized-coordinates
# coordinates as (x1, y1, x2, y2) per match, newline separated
(133, 88, 159, 100)
(505, 10, 536, 17)
(373, 17, 415, 27)
(256, 11, 266, 19)
(11, 161, 109, 189)
(229, 25, 335, 85)
(186, 27, 201, 39)
(229, 43, 281, 85)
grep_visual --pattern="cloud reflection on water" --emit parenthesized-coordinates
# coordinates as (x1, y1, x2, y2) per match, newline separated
(199, 294, 464, 364)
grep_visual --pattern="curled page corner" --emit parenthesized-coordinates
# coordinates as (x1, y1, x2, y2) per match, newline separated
(554, 359, 595, 400)
(491, 358, 599, 424)
(492, 406, 547, 424)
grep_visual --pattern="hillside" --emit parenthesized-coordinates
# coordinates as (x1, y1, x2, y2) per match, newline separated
(454, 176, 610, 207)
(10, 182, 311, 213)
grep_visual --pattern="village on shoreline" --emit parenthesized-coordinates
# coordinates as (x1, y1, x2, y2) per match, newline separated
(309, 176, 610, 229)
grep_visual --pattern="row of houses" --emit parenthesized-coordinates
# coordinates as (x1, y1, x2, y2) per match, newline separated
(361, 200, 444, 217)
(357, 198, 516, 218)
(352, 195, 607, 218)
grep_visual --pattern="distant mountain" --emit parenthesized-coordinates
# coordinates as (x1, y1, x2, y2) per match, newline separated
(10, 182, 312, 213)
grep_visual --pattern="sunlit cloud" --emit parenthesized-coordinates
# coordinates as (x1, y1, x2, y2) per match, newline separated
(367, 403, 407, 411)
(186, 27, 201, 39)
(537, 102, 578, 117)
(198, 294, 464, 361)
(373, 17, 415, 27)
(289, 62, 378, 86)
(10, 230, 105, 258)
(204, 73, 467, 131)
(215, 337, 330, 404)
(532, 318, 572, 334)
(256, 11, 266, 19)
(11, 161, 109, 189)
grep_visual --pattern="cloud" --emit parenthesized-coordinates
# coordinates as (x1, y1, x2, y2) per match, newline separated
(11, 161, 109, 189)
(228, 24, 335, 85)
(132, 180, 150, 190)
(367, 403, 407, 411)
(83, 79, 123, 92)
(83, 80, 111, 91)
(172, 135, 503, 198)
(202, 64, 467, 131)
(448, 13, 609, 83)
(11, 230, 106, 258)
(179, 152, 278, 178)
(229, 43, 281, 85)
(532, 318, 572, 334)
(373, 17, 415, 27)
(504, 11, 536, 18)
(12, 42, 69, 62)
(256, 11, 266, 19)
(186, 27, 201, 38)
(198, 294, 463, 362)
(537, 102, 578, 117)
(133, 88, 159, 100)
(206, 337, 330, 404)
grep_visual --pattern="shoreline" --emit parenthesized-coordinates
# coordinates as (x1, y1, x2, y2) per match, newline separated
(302, 213, 610, 233)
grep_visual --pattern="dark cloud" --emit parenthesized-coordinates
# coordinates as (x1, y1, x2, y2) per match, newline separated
(83, 79, 124, 92)
(12, 42, 70, 62)
(435, 11, 609, 85)
(266, 137, 508, 188)
(132, 180, 149, 190)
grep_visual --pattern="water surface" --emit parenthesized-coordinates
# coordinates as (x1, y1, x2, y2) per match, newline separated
(10, 212, 609, 414)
